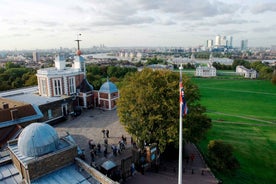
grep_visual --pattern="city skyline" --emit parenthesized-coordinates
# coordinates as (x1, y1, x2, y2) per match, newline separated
(0, 0, 275, 50)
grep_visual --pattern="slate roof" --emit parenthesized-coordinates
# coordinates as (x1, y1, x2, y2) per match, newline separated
(79, 79, 93, 93)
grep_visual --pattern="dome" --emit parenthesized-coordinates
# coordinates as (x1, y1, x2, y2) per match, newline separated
(99, 80, 118, 93)
(18, 123, 59, 157)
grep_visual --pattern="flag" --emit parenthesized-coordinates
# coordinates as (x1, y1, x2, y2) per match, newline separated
(179, 81, 188, 116)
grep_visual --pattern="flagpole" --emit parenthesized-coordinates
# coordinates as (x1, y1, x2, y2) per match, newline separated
(178, 64, 183, 184)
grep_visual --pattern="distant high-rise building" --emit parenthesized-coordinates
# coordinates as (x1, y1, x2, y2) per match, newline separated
(271, 45, 276, 54)
(241, 40, 248, 50)
(220, 36, 227, 47)
(228, 36, 233, 48)
(33, 51, 40, 62)
(207, 40, 213, 48)
(215, 35, 221, 46)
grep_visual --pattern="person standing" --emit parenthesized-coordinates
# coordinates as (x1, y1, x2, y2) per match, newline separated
(90, 150, 95, 163)
(97, 143, 101, 153)
(102, 129, 106, 138)
(106, 129, 110, 138)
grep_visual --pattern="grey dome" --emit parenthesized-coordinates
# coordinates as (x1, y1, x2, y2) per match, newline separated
(18, 123, 59, 157)
(99, 80, 118, 93)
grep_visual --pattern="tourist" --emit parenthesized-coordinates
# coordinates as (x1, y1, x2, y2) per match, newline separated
(104, 138, 108, 145)
(106, 129, 110, 138)
(111, 144, 117, 156)
(104, 145, 108, 158)
(190, 153, 195, 163)
(88, 139, 94, 149)
(102, 129, 106, 138)
(97, 143, 101, 153)
(90, 150, 95, 162)
(131, 163, 136, 176)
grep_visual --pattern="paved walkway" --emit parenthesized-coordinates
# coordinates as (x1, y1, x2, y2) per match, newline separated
(54, 109, 218, 184)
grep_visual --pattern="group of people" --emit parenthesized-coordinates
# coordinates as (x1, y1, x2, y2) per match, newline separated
(89, 139, 101, 163)
(111, 135, 127, 156)
(102, 129, 110, 138)
(89, 128, 131, 167)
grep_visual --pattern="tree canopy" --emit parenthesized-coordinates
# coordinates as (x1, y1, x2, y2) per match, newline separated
(117, 69, 211, 152)
(207, 140, 240, 174)
(0, 62, 37, 91)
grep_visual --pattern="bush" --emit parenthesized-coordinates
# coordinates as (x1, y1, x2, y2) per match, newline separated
(271, 71, 276, 85)
(207, 140, 240, 174)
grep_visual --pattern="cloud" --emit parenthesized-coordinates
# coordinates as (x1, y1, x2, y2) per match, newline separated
(253, 24, 276, 32)
(74, 0, 240, 27)
(251, 2, 276, 14)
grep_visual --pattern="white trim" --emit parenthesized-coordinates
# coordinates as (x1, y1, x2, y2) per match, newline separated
(40, 78, 47, 96)
(69, 77, 76, 95)
(52, 78, 62, 96)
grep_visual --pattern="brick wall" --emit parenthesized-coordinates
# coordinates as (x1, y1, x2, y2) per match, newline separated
(27, 145, 77, 181)
(75, 157, 119, 184)
(38, 97, 74, 122)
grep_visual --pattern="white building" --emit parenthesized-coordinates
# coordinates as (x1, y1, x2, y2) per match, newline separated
(36, 54, 86, 97)
(36, 49, 94, 109)
(236, 65, 257, 79)
(195, 66, 216, 77)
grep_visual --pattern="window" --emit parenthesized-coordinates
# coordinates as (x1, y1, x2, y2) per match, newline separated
(48, 109, 52, 119)
(53, 78, 62, 96)
(69, 77, 76, 94)
(40, 78, 47, 96)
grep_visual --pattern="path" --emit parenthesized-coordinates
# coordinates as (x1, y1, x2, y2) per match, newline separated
(210, 111, 275, 124)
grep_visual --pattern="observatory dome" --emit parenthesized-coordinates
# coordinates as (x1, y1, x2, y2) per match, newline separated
(18, 123, 59, 157)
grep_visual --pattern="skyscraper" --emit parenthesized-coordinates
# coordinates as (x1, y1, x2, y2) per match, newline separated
(33, 51, 40, 62)
(215, 35, 221, 46)
(241, 40, 248, 50)
(228, 36, 233, 48)
(206, 40, 213, 48)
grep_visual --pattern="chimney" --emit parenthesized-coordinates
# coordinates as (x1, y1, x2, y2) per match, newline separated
(10, 109, 19, 120)
(2, 103, 9, 109)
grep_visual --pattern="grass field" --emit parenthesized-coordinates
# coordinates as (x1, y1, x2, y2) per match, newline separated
(191, 77, 276, 184)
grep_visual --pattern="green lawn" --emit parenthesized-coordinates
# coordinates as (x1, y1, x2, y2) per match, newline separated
(191, 78, 276, 184)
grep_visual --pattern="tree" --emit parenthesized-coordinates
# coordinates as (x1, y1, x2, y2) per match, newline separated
(117, 69, 211, 152)
(272, 70, 276, 85)
(232, 59, 250, 69)
(207, 140, 240, 174)
(251, 61, 273, 80)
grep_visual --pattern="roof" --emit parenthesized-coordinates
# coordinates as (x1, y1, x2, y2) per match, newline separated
(101, 160, 117, 171)
(0, 162, 100, 184)
(79, 79, 93, 92)
(32, 164, 99, 184)
(8, 135, 71, 166)
(18, 123, 59, 157)
(0, 86, 70, 106)
(0, 103, 43, 129)
(99, 80, 118, 93)
(0, 161, 21, 184)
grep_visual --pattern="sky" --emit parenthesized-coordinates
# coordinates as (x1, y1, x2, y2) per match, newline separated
(0, 0, 275, 50)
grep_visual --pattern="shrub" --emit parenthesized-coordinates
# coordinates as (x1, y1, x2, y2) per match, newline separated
(207, 140, 240, 175)
(271, 71, 276, 85)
